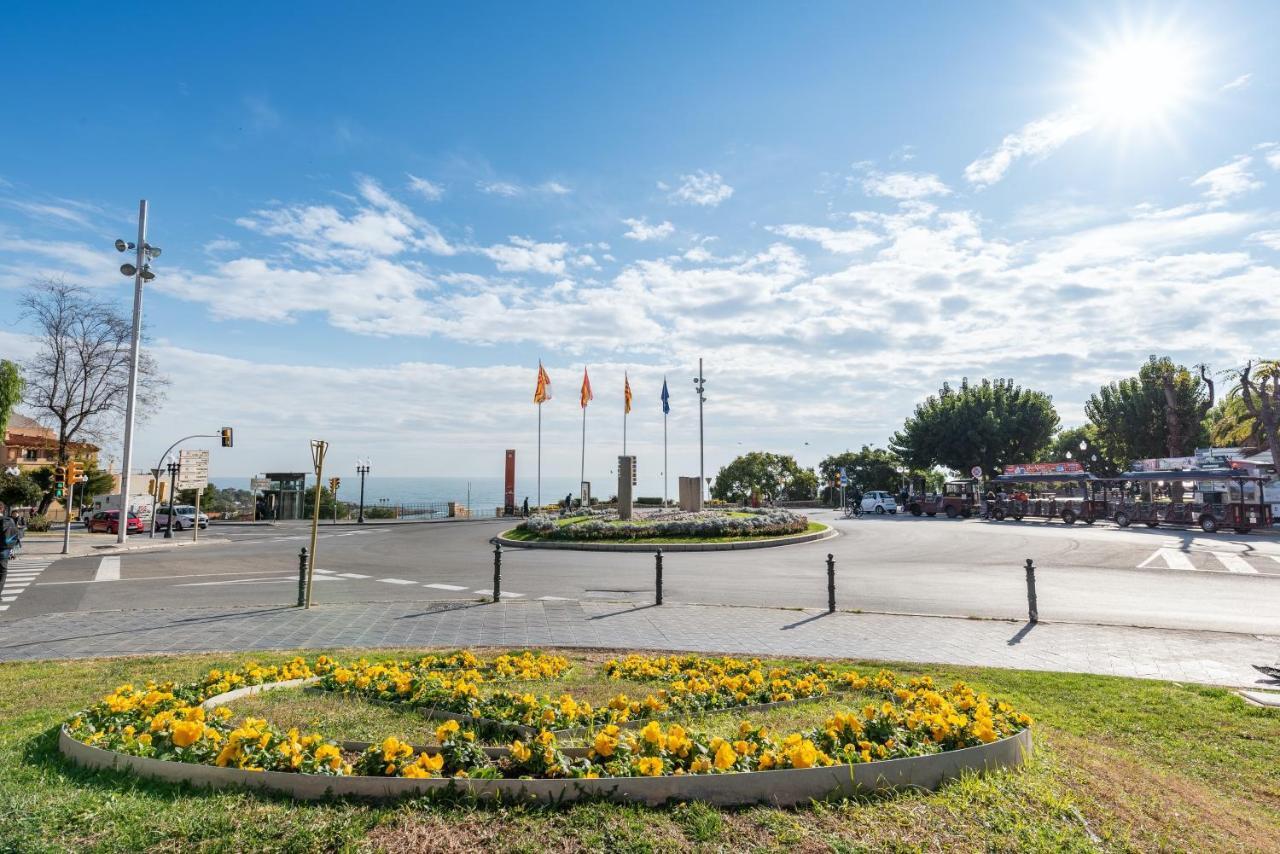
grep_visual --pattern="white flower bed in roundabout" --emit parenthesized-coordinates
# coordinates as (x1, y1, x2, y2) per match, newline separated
(59, 652, 1033, 808)
(503, 507, 835, 552)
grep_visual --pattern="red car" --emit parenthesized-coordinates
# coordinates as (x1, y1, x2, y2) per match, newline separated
(87, 510, 144, 535)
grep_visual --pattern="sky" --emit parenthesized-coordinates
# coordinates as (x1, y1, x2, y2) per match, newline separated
(1, 1, 1279, 494)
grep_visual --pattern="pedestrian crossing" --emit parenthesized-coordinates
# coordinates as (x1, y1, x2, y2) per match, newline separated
(0, 556, 56, 613)
(1136, 547, 1280, 575)
(312, 568, 564, 600)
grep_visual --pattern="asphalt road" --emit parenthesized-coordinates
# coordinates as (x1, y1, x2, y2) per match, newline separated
(7, 511, 1280, 635)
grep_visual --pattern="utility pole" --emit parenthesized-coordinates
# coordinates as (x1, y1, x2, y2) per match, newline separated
(357, 459, 370, 524)
(694, 358, 707, 502)
(115, 200, 149, 545)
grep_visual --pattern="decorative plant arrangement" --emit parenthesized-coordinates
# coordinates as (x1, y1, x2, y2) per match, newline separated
(63, 651, 1031, 788)
(518, 507, 811, 541)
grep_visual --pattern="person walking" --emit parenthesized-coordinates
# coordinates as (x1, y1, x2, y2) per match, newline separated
(521, 496, 530, 517)
(0, 511, 20, 596)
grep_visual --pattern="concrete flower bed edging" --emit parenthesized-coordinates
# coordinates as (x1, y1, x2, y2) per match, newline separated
(496, 524, 835, 552)
(58, 725, 1031, 807)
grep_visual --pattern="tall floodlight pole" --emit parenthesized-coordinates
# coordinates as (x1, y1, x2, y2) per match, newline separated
(356, 458, 370, 524)
(305, 439, 328, 608)
(693, 359, 707, 501)
(114, 200, 153, 544)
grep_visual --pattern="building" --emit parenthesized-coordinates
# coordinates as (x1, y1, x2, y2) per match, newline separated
(2, 413, 102, 520)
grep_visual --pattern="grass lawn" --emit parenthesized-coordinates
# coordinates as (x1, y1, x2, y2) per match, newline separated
(1, 647, 1277, 852)
(503, 521, 828, 545)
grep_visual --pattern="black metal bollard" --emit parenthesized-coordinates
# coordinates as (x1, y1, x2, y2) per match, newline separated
(1024, 558, 1039, 623)
(492, 542, 502, 602)
(826, 553, 836, 613)
(655, 548, 663, 605)
(296, 547, 308, 607)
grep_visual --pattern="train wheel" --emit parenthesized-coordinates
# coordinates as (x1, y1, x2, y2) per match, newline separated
(1115, 511, 1131, 528)
(1084, 517, 1095, 525)
(1061, 509, 1077, 525)
(1199, 516, 1218, 533)
(1235, 528, 1252, 534)
(992, 507, 1006, 521)
(945, 506, 958, 519)
(909, 505, 922, 517)
(1145, 519, 1159, 528)
(1012, 511, 1024, 521)
(926, 512, 936, 517)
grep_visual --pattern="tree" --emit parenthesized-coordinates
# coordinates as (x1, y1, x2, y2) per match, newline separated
(0, 471, 42, 511)
(1239, 360, 1280, 472)
(711, 452, 814, 502)
(1204, 394, 1267, 449)
(20, 280, 167, 513)
(0, 359, 22, 438)
(1038, 425, 1120, 476)
(303, 485, 346, 518)
(1084, 356, 1211, 469)
(890, 378, 1059, 476)
(817, 446, 903, 501)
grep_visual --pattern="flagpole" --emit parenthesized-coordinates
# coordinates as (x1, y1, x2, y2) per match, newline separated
(663, 409, 668, 507)
(579, 405, 587, 506)
(537, 403, 542, 508)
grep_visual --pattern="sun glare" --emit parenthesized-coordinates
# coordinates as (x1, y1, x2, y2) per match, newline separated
(1077, 32, 1198, 128)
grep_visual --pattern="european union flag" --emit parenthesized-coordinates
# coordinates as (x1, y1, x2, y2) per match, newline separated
(660, 378, 670, 415)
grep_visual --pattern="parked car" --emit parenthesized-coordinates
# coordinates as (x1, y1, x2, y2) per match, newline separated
(154, 504, 209, 531)
(860, 491, 898, 515)
(87, 510, 144, 535)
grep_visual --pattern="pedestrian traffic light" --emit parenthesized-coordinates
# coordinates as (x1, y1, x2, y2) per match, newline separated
(54, 465, 66, 498)
(220, 426, 234, 448)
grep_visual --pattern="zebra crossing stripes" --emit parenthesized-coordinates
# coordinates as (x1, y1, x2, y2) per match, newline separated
(1136, 547, 1278, 575)
(0, 556, 56, 612)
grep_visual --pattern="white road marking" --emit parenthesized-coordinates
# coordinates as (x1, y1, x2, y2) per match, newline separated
(473, 589, 523, 597)
(94, 556, 121, 582)
(0, 605, 7, 611)
(538, 595, 572, 601)
(378, 578, 417, 585)
(314, 569, 335, 574)
(1137, 548, 1195, 571)
(174, 576, 335, 587)
(336, 572, 371, 579)
(424, 583, 468, 591)
(1, 596, 15, 603)
(1211, 551, 1258, 574)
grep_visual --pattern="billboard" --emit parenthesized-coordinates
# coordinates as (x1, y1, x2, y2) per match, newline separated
(1001, 461, 1084, 476)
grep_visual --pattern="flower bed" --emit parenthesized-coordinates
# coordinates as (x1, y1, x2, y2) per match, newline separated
(517, 508, 810, 541)
(62, 652, 1032, 798)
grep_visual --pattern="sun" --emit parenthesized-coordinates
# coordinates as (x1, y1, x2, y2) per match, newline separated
(1074, 29, 1201, 129)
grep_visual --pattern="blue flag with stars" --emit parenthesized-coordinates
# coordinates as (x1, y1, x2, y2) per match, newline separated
(661, 377, 670, 414)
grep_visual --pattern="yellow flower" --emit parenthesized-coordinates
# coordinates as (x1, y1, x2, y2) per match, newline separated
(510, 740, 532, 763)
(434, 720, 460, 742)
(786, 740, 818, 769)
(713, 741, 737, 771)
(636, 756, 663, 776)
(690, 756, 712, 774)
(592, 732, 617, 758)
(170, 720, 204, 748)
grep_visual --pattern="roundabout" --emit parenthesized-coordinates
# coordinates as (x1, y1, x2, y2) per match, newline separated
(60, 650, 1033, 807)
(498, 507, 834, 551)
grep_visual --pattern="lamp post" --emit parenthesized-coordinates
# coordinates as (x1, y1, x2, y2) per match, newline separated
(112, 202, 161, 545)
(304, 439, 328, 609)
(164, 461, 179, 540)
(693, 358, 706, 502)
(356, 458, 370, 524)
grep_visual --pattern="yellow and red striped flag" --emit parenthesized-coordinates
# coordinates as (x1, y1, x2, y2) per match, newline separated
(534, 362, 552, 404)
(624, 372, 632, 414)
(580, 368, 593, 408)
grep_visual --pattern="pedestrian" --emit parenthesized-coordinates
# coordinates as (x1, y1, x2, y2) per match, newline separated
(522, 496, 529, 517)
(0, 511, 20, 595)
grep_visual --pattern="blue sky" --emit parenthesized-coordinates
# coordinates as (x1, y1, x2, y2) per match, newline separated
(2, 2, 1278, 490)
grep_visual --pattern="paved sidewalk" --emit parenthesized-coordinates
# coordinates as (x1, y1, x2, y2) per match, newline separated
(15, 534, 230, 559)
(0, 600, 1276, 688)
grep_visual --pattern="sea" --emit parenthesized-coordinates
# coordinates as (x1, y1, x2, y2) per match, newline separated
(209, 476, 590, 511)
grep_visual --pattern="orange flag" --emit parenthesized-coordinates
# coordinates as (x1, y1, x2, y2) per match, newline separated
(580, 368, 593, 408)
(534, 362, 552, 404)
(624, 372, 632, 414)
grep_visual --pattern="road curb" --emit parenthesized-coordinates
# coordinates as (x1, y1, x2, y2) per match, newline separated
(494, 524, 836, 552)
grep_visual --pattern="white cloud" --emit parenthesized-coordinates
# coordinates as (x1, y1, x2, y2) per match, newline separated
(1221, 73, 1252, 91)
(406, 174, 445, 201)
(965, 110, 1095, 188)
(539, 181, 572, 195)
(477, 180, 522, 197)
(1249, 230, 1280, 251)
(202, 238, 240, 255)
(622, 217, 675, 241)
(1257, 142, 1280, 171)
(1192, 155, 1262, 204)
(767, 224, 881, 254)
(861, 171, 950, 200)
(668, 170, 734, 207)
(481, 236, 569, 274)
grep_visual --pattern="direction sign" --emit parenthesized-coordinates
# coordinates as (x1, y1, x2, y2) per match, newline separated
(176, 449, 210, 490)
(250, 477, 273, 492)
(970, 466, 983, 479)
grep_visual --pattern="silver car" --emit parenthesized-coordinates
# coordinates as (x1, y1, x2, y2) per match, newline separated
(155, 504, 209, 530)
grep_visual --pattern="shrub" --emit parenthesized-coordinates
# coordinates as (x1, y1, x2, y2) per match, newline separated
(518, 508, 809, 541)
(25, 514, 51, 532)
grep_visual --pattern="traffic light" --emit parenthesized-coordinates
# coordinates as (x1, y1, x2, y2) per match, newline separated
(329, 477, 341, 492)
(220, 426, 234, 448)
(67, 460, 83, 484)
(54, 465, 66, 499)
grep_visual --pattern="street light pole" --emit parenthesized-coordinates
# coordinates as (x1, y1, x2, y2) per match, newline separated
(164, 461, 179, 540)
(694, 358, 706, 502)
(115, 200, 148, 544)
(357, 459, 370, 524)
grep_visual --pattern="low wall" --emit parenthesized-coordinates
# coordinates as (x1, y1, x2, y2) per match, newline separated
(497, 524, 835, 552)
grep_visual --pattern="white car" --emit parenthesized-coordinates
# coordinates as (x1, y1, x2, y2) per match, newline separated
(155, 504, 209, 531)
(861, 491, 898, 515)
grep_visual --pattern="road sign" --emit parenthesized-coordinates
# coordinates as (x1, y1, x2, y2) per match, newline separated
(839, 466, 848, 487)
(970, 466, 983, 479)
(176, 449, 210, 490)
(250, 477, 272, 492)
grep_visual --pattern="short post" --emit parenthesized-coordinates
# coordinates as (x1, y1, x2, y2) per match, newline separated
(1024, 558, 1038, 623)
(826, 553, 836, 613)
(654, 548, 664, 605)
(492, 542, 502, 603)
(296, 547, 308, 608)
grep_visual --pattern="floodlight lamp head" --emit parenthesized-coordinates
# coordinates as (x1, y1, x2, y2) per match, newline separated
(140, 266, 155, 281)
(144, 244, 161, 258)
(120, 263, 137, 277)
(114, 239, 128, 252)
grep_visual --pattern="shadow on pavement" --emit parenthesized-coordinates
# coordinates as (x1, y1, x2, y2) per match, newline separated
(781, 612, 830, 630)
(1007, 621, 1037, 646)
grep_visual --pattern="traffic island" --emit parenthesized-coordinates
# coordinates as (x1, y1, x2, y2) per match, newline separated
(498, 507, 834, 551)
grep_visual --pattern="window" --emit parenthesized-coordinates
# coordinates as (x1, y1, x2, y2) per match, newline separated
(24, 449, 38, 461)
